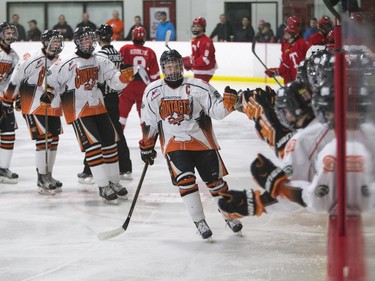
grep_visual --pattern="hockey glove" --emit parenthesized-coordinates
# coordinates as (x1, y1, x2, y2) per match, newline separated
(120, 64, 134, 83)
(242, 90, 262, 121)
(250, 154, 287, 198)
(218, 189, 266, 218)
(265, 68, 279, 78)
(183, 56, 193, 71)
(223, 86, 239, 111)
(1, 100, 14, 118)
(40, 91, 54, 108)
(139, 139, 157, 165)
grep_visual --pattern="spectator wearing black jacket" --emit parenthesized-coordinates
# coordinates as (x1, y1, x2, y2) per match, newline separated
(53, 15, 73, 41)
(209, 14, 233, 42)
(234, 16, 254, 42)
(124, 16, 149, 40)
(76, 13, 97, 31)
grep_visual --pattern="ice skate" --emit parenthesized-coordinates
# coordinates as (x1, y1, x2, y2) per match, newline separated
(77, 172, 95, 185)
(47, 173, 62, 193)
(37, 173, 56, 195)
(109, 182, 128, 199)
(120, 171, 133, 181)
(99, 185, 118, 205)
(194, 219, 213, 240)
(225, 219, 243, 235)
(0, 168, 18, 184)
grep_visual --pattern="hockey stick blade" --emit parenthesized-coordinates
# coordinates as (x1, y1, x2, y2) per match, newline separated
(252, 37, 282, 87)
(97, 163, 149, 240)
(165, 30, 172, 50)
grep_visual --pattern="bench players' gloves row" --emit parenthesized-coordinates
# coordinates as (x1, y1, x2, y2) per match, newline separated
(40, 91, 54, 108)
(119, 63, 135, 83)
(139, 139, 157, 165)
(218, 189, 265, 218)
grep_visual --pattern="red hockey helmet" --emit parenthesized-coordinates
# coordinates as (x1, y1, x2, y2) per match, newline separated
(284, 24, 300, 37)
(318, 16, 332, 35)
(192, 17, 206, 29)
(286, 16, 302, 27)
(132, 26, 146, 45)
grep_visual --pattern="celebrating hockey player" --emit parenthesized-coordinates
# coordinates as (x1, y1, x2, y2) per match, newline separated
(139, 49, 242, 240)
(308, 16, 333, 46)
(0, 22, 19, 184)
(183, 17, 217, 83)
(40, 26, 134, 204)
(119, 26, 160, 131)
(77, 24, 134, 184)
(4, 30, 64, 194)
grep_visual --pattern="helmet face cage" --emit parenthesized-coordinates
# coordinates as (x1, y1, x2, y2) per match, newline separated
(0, 23, 18, 44)
(74, 27, 97, 54)
(160, 50, 184, 82)
(96, 24, 113, 41)
(41, 30, 64, 55)
(312, 83, 335, 125)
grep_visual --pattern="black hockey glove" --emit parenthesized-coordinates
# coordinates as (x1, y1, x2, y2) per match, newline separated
(40, 91, 54, 108)
(218, 189, 266, 218)
(139, 139, 157, 165)
(250, 153, 287, 199)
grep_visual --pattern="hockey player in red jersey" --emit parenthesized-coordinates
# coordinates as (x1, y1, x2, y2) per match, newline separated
(40, 26, 134, 204)
(183, 17, 217, 83)
(119, 26, 160, 130)
(265, 22, 310, 84)
(0, 22, 19, 184)
(4, 30, 64, 194)
(308, 16, 333, 46)
(139, 49, 243, 239)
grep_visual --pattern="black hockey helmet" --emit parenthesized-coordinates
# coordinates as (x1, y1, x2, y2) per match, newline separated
(160, 49, 183, 81)
(41, 29, 64, 55)
(73, 26, 96, 54)
(0, 22, 18, 44)
(95, 24, 113, 41)
(275, 81, 314, 130)
(306, 49, 334, 92)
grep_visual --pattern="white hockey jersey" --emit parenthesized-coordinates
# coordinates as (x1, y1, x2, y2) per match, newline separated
(141, 77, 231, 155)
(0, 46, 19, 98)
(4, 49, 62, 116)
(282, 118, 334, 182)
(47, 53, 128, 124)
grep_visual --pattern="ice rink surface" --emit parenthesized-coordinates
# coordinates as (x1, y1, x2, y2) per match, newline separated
(1, 81, 374, 281)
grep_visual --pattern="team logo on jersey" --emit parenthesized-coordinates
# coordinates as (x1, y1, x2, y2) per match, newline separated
(322, 155, 365, 173)
(159, 98, 191, 125)
(150, 89, 160, 101)
(36, 59, 43, 69)
(23, 52, 31, 61)
(75, 67, 98, 90)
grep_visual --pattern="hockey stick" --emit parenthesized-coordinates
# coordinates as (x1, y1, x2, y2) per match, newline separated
(97, 163, 149, 240)
(252, 37, 282, 87)
(165, 29, 172, 51)
(44, 40, 52, 174)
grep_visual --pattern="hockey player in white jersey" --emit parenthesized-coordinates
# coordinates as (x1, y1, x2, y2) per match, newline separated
(0, 22, 19, 184)
(4, 30, 64, 194)
(139, 49, 243, 239)
(40, 26, 134, 204)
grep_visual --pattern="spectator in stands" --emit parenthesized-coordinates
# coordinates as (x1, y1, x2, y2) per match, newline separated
(275, 14, 289, 43)
(106, 10, 124, 40)
(256, 22, 275, 43)
(303, 18, 318, 41)
(27, 20, 42, 41)
(234, 16, 255, 42)
(76, 12, 96, 31)
(125, 15, 149, 40)
(53, 15, 73, 41)
(209, 14, 233, 42)
(155, 11, 176, 41)
(257, 19, 265, 34)
(11, 14, 26, 41)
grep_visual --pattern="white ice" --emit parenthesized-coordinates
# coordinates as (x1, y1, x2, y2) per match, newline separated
(1, 81, 373, 281)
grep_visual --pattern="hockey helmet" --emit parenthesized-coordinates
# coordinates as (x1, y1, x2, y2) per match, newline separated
(73, 26, 97, 54)
(0, 22, 18, 44)
(284, 24, 300, 38)
(41, 30, 64, 55)
(318, 16, 332, 35)
(160, 49, 183, 81)
(306, 49, 334, 91)
(286, 16, 302, 29)
(132, 26, 146, 45)
(96, 24, 113, 41)
(192, 17, 206, 35)
(275, 81, 314, 130)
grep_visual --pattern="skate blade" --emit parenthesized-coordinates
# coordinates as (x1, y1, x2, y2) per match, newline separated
(120, 174, 133, 181)
(0, 177, 18, 184)
(117, 194, 128, 200)
(78, 178, 95, 185)
(101, 197, 118, 205)
(38, 187, 56, 195)
(55, 187, 62, 193)
(205, 237, 214, 243)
